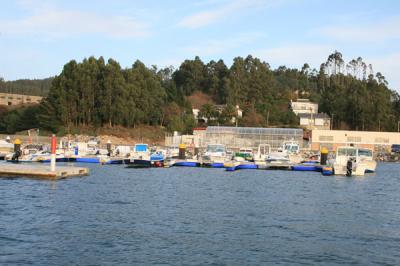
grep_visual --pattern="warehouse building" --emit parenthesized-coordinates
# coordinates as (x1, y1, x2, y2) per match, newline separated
(311, 129, 400, 152)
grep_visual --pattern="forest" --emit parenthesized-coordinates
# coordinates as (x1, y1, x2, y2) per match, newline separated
(0, 51, 399, 134)
(0, 77, 53, 96)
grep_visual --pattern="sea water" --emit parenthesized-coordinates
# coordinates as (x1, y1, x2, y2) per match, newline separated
(1, 163, 399, 265)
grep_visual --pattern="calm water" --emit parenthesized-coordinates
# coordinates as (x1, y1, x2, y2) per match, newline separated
(1, 162, 400, 265)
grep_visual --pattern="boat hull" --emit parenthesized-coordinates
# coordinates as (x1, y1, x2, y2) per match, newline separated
(75, 157, 101, 163)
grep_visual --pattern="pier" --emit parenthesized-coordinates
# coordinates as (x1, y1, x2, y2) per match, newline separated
(0, 163, 89, 180)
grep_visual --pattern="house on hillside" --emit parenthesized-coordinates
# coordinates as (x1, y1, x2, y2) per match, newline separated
(290, 98, 318, 115)
(290, 98, 331, 130)
(193, 104, 242, 123)
(299, 113, 331, 130)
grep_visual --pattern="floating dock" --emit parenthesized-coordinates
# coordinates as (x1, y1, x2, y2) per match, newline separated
(0, 163, 89, 180)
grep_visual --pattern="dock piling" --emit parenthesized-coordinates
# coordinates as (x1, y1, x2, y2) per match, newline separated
(51, 134, 56, 172)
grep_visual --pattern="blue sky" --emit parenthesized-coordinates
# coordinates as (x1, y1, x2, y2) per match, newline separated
(1, 0, 400, 90)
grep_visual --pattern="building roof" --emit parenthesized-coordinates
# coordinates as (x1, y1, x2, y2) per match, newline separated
(298, 113, 330, 119)
(292, 98, 312, 103)
(206, 126, 303, 136)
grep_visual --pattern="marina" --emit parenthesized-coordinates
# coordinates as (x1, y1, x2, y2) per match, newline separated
(0, 133, 380, 177)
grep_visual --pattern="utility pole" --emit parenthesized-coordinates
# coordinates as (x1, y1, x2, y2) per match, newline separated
(398, 120, 399, 133)
(331, 113, 334, 130)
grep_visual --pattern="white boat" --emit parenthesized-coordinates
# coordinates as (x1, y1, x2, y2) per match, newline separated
(203, 144, 227, 162)
(267, 141, 302, 164)
(0, 139, 14, 159)
(129, 144, 164, 167)
(254, 144, 271, 163)
(5, 145, 65, 162)
(330, 146, 377, 176)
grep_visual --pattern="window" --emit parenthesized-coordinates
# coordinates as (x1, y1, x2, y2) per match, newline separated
(347, 136, 361, 142)
(375, 137, 389, 143)
(338, 148, 357, 156)
(319, 135, 333, 141)
(358, 149, 372, 157)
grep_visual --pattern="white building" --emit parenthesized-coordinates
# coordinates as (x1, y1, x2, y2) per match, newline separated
(290, 99, 318, 115)
(311, 129, 400, 152)
(193, 105, 242, 123)
(299, 113, 331, 130)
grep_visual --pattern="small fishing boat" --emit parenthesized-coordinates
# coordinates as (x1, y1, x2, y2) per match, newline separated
(128, 144, 164, 168)
(233, 148, 254, 162)
(202, 144, 229, 168)
(254, 144, 271, 163)
(329, 146, 377, 176)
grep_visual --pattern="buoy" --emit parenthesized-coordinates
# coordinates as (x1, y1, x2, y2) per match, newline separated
(322, 166, 333, 176)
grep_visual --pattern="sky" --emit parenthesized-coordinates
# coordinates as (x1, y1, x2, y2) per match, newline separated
(1, 0, 400, 90)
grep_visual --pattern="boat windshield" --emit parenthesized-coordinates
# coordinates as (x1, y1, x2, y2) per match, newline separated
(284, 144, 299, 152)
(358, 149, 372, 157)
(207, 145, 226, 153)
(337, 148, 357, 157)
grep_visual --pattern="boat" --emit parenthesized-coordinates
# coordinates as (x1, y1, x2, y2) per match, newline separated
(6, 144, 66, 163)
(0, 139, 14, 160)
(202, 144, 229, 168)
(233, 148, 254, 162)
(128, 144, 164, 168)
(266, 141, 302, 164)
(329, 146, 377, 176)
(254, 144, 271, 163)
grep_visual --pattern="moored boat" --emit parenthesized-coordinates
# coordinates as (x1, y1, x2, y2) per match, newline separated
(329, 146, 377, 176)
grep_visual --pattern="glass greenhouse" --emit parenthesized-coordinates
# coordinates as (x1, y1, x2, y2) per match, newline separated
(203, 126, 303, 150)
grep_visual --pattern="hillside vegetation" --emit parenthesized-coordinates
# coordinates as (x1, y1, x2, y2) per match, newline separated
(0, 51, 399, 135)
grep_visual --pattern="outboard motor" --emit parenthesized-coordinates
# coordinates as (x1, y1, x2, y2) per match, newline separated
(346, 159, 353, 177)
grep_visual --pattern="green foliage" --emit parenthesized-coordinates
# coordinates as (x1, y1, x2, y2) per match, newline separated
(0, 105, 41, 133)
(2, 51, 399, 134)
(0, 78, 53, 96)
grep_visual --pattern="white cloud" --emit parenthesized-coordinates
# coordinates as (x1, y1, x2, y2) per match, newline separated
(317, 16, 400, 43)
(0, 6, 150, 39)
(178, 0, 280, 29)
(253, 44, 334, 68)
